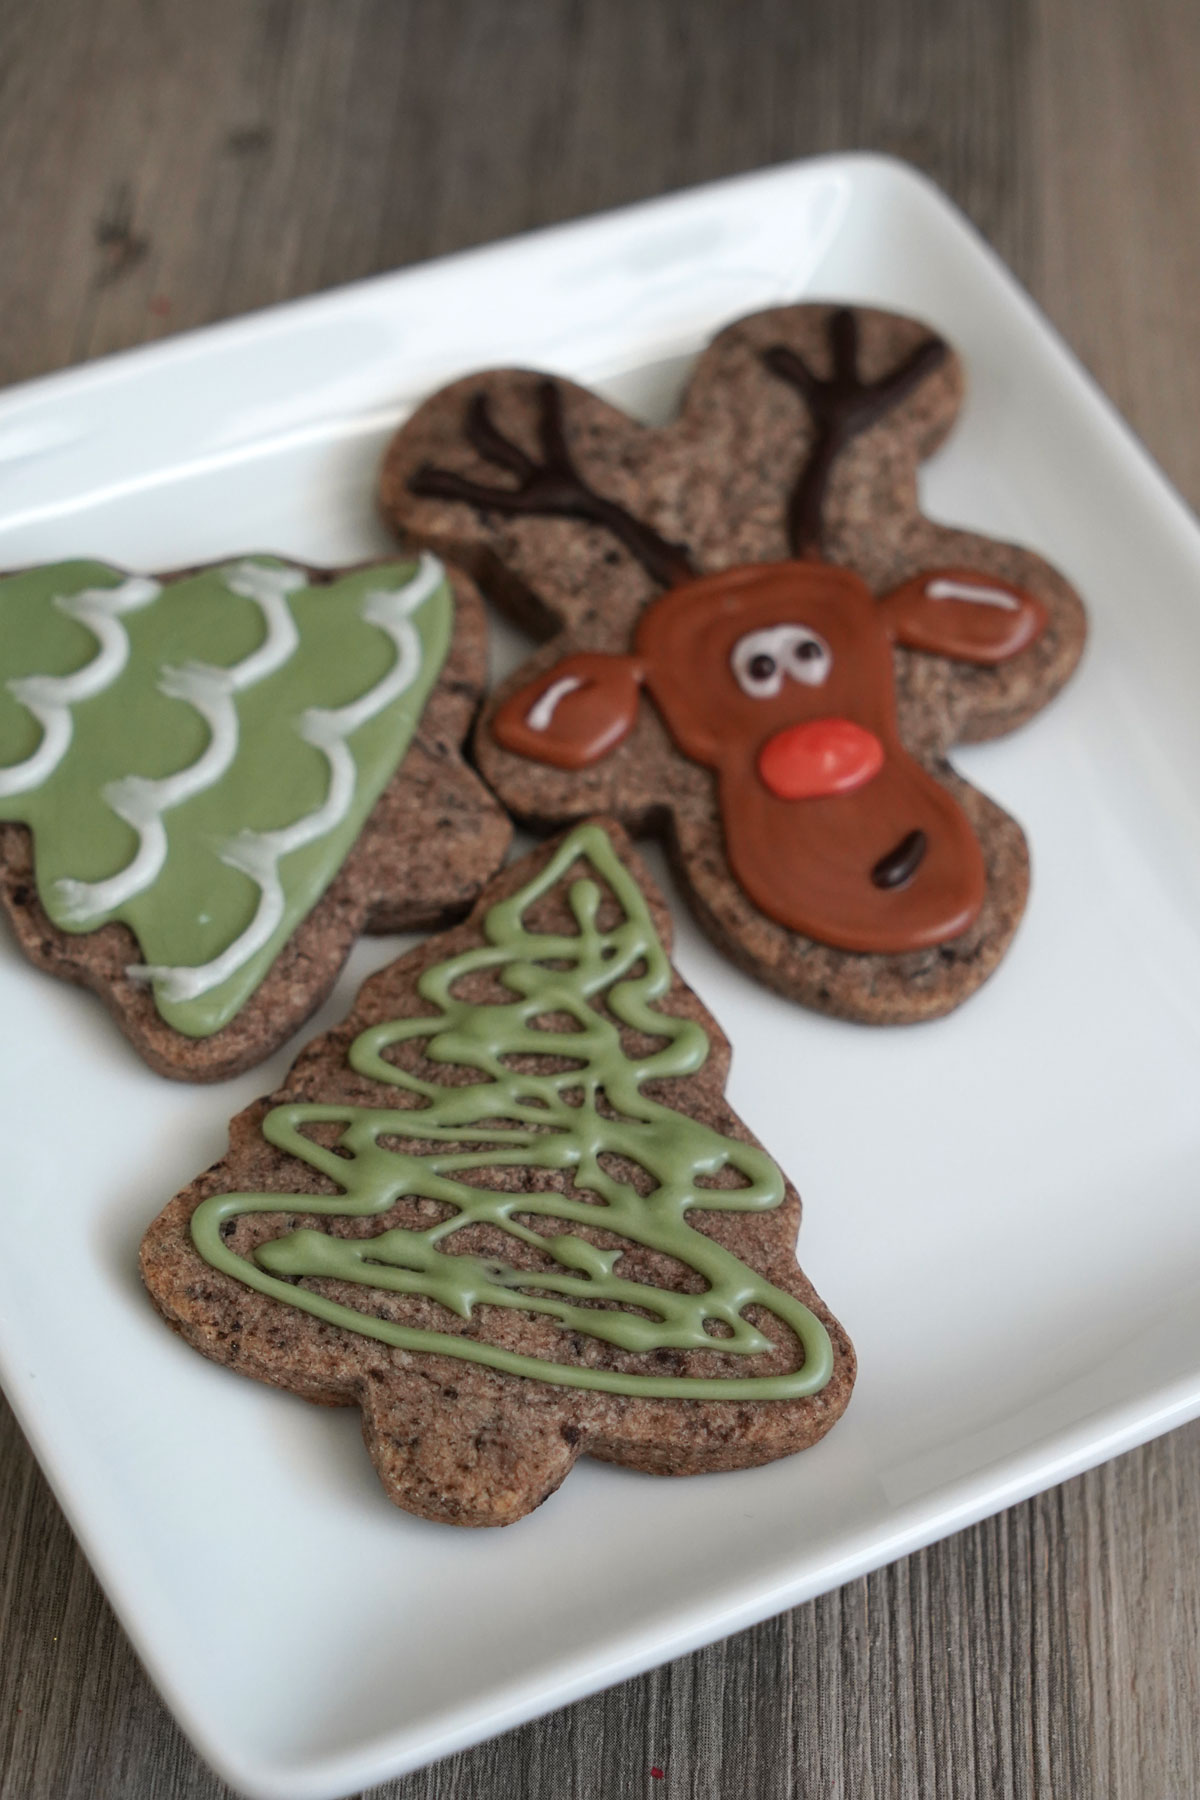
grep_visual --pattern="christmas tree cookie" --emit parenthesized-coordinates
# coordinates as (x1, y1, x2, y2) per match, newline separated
(0, 553, 510, 1078)
(140, 820, 855, 1526)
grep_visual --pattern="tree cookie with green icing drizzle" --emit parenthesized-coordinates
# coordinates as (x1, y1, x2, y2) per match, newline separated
(140, 819, 855, 1527)
(0, 553, 511, 1079)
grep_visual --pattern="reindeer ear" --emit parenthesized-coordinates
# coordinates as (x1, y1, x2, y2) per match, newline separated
(492, 652, 645, 771)
(878, 567, 1048, 665)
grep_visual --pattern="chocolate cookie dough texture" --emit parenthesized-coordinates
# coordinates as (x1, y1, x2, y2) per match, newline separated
(140, 821, 855, 1527)
(0, 553, 510, 1078)
(380, 303, 1087, 1023)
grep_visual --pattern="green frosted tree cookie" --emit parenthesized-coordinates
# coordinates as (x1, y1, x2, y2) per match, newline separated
(191, 820, 834, 1398)
(142, 821, 856, 1525)
(0, 553, 510, 1077)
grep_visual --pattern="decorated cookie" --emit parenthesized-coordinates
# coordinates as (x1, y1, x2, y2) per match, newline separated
(140, 820, 854, 1526)
(0, 553, 510, 1078)
(380, 303, 1087, 1023)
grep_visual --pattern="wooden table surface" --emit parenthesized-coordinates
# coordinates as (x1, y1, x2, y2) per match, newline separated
(1, 3, 1198, 1795)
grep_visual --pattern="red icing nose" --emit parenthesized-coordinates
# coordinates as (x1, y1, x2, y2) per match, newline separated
(757, 718, 885, 800)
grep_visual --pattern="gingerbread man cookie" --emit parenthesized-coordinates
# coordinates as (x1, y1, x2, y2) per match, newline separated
(380, 304, 1086, 1023)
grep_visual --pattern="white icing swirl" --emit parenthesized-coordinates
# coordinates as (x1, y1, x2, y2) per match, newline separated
(526, 674, 583, 731)
(54, 560, 304, 924)
(0, 577, 161, 798)
(925, 577, 1020, 610)
(130, 553, 444, 1006)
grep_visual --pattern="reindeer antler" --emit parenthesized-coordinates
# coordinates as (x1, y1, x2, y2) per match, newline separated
(764, 309, 947, 559)
(410, 379, 696, 590)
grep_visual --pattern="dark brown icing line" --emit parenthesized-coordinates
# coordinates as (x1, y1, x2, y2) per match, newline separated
(410, 380, 695, 590)
(871, 828, 927, 890)
(763, 308, 948, 557)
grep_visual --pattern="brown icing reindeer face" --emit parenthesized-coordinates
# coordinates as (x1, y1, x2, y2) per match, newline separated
(380, 304, 1086, 1022)
(495, 557, 1045, 953)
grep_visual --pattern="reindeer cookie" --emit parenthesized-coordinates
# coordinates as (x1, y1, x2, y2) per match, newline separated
(0, 553, 510, 1078)
(381, 304, 1087, 1023)
(141, 820, 854, 1526)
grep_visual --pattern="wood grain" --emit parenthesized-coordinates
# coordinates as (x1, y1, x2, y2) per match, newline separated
(1, 1, 1198, 1795)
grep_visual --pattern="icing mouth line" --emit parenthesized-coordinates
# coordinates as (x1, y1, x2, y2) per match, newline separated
(871, 828, 927, 890)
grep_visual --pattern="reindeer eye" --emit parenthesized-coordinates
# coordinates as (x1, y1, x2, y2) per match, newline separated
(732, 625, 831, 697)
(786, 631, 831, 685)
(732, 634, 784, 697)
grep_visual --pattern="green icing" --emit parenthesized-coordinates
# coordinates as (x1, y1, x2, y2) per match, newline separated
(190, 823, 833, 1401)
(0, 555, 452, 1036)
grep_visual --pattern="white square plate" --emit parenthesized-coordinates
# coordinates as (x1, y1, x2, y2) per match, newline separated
(2, 155, 1199, 1800)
